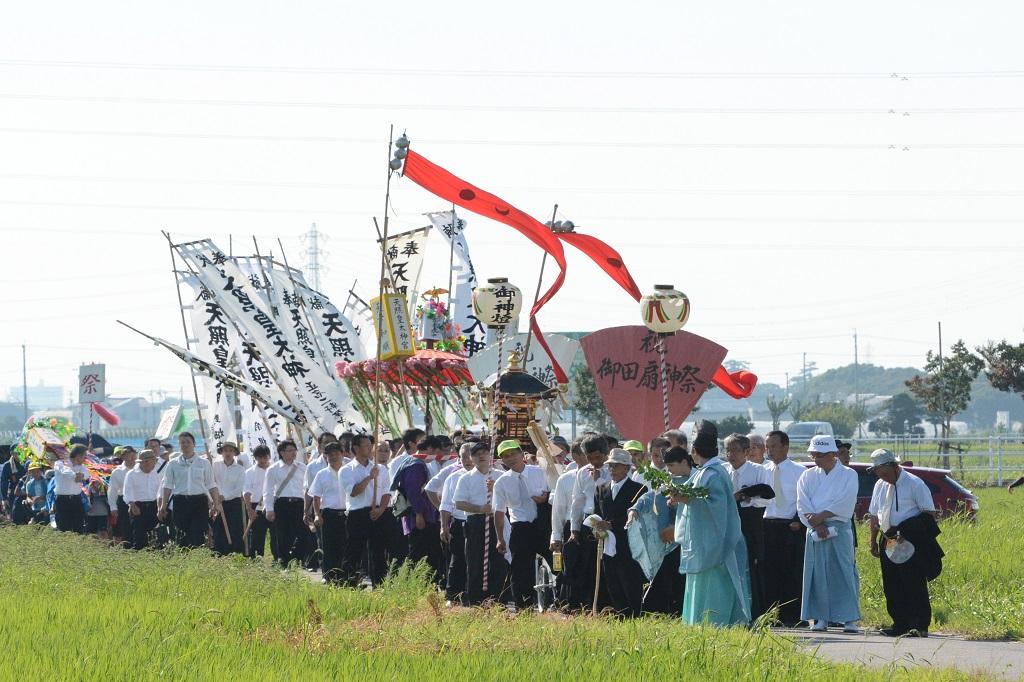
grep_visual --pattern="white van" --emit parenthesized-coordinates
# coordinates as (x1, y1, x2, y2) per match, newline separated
(786, 421, 834, 441)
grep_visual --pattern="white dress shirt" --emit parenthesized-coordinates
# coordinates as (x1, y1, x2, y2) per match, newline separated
(340, 459, 391, 510)
(726, 460, 773, 508)
(123, 468, 162, 503)
(453, 468, 502, 515)
(549, 469, 578, 543)
(262, 460, 307, 510)
(53, 460, 90, 495)
(569, 464, 610, 531)
(763, 458, 805, 520)
(243, 465, 269, 510)
(440, 468, 471, 521)
(304, 455, 329, 493)
(212, 458, 246, 500)
(493, 464, 549, 523)
(309, 465, 348, 510)
(162, 455, 216, 496)
(425, 461, 462, 497)
(868, 469, 935, 530)
(107, 463, 132, 507)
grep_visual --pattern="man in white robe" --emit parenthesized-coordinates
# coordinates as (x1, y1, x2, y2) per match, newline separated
(796, 435, 861, 633)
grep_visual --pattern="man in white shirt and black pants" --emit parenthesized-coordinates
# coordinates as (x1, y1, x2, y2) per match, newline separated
(107, 445, 136, 545)
(212, 441, 246, 556)
(263, 439, 308, 567)
(310, 442, 348, 584)
(724, 433, 775, 621)
(868, 449, 942, 637)
(54, 444, 91, 533)
(158, 432, 220, 549)
(761, 430, 808, 626)
(243, 445, 275, 559)
(341, 434, 392, 588)
(124, 449, 162, 550)
(493, 439, 550, 610)
(454, 441, 506, 605)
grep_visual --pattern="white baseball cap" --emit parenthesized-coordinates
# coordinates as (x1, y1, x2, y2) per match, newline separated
(807, 435, 838, 454)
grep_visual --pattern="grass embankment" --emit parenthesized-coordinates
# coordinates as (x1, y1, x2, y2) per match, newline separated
(0, 525, 998, 682)
(857, 487, 1024, 640)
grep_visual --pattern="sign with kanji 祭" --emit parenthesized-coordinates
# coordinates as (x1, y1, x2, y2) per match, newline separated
(78, 364, 106, 404)
(580, 326, 728, 443)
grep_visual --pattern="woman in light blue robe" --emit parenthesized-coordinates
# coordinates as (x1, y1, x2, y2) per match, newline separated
(673, 424, 751, 626)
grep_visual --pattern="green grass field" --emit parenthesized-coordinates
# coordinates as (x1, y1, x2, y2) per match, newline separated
(0, 487, 1018, 680)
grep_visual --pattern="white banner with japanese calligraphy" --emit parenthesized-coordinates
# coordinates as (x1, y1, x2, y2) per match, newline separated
(342, 289, 374, 358)
(234, 339, 290, 446)
(267, 266, 366, 365)
(379, 226, 429, 301)
(174, 239, 353, 433)
(131, 328, 305, 428)
(182, 273, 238, 449)
(426, 210, 488, 357)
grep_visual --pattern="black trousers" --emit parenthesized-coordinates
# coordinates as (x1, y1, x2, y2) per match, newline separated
(172, 494, 210, 548)
(445, 519, 467, 602)
(387, 510, 409, 569)
(566, 526, 610, 613)
(603, 531, 646, 618)
(131, 501, 158, 550)
(556, 521, 585, 609)
(509, 520, 540, 608)
(762, 517, 806, 626)
(247, 504, 275, 558)
(55, 495, 85, 533)
(112, 495, 131, 542)
(642, 545, 685, 615)
(879, 534, 932, 632)
(320, 509, 347, 584)
(464, 514, 507, 605)
(213, 498, 245, 556)
(409, 522, 444, 586)
(343, 507, 391, 587)
(738, 506, 767, 620)
(273, 498, 307, 567)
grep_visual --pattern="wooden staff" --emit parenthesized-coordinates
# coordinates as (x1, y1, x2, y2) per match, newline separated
(592, 534, 605, 616)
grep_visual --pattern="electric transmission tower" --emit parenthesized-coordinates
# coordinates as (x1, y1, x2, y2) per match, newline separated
(301, 223, 328, 292)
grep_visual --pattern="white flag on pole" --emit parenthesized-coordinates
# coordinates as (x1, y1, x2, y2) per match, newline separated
(426, 210, 488, 357)
(379, 226, 430, 302)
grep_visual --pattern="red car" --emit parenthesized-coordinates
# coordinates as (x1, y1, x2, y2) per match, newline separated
(799, 461, 979, 519)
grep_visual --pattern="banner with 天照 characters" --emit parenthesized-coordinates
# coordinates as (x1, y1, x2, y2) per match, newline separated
(174, 239, 353, 433)
(182, 273, 238, 450)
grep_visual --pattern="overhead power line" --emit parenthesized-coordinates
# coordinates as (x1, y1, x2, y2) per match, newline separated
(2, 59, 1023, 79)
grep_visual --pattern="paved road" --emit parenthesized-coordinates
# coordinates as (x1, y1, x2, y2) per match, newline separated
(781, 628, 1024, 680)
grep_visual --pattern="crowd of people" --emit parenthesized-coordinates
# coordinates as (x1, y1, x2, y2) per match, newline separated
(0, 422, 946, 637)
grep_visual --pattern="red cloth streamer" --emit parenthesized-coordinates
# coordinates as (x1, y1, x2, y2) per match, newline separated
(403, 149, 569, 383)
(712, 367, 758, 399)
(91, 402, 120, 427)
(556, 232, 641, 301)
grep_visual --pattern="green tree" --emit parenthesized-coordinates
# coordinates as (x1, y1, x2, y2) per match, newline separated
(800, 402, 861, 438)
(906, 340, 983, 459)
(571, 364, 618, 436)
(868, 392, 925, 436)
(715, 414, 754, 436)
(977, 340, 1024, 398)
(765, 394, 792, 431)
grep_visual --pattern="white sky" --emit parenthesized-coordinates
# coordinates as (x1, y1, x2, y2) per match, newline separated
(1, 1, 1022, 402)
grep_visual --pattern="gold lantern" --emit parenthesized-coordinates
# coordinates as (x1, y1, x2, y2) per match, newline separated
(370, 293, 416, 361)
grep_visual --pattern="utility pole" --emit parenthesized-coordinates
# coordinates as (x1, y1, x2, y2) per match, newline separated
(802, 352, 807, 396)
(937, 321, 949, 466)
(21, 344, 28, 422)
(854, 329, 862, 437)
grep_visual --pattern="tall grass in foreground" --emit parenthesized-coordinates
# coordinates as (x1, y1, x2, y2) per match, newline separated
(857, 487, 1024, 639)
(0, 525, 987, 681)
